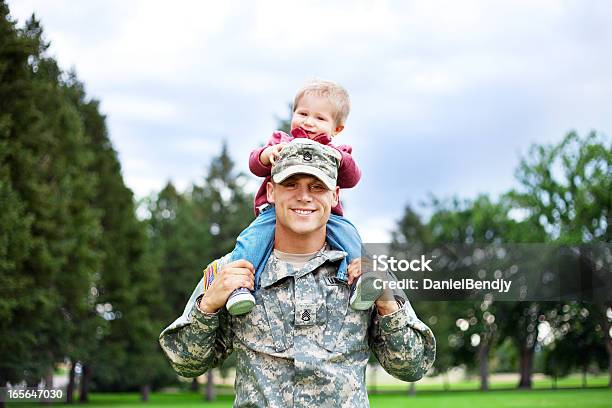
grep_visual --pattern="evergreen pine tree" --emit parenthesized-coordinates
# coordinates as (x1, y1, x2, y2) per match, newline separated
(1, 5, 102, 389)
(189, 142, 253, 400)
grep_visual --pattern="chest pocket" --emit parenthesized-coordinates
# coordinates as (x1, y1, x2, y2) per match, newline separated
(319, 267, 371, 353)
(233, 282, 292, 354)
(308, 264, 370, 353)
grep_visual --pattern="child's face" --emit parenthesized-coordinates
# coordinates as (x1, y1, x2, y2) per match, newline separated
(291, 94, 344, 139)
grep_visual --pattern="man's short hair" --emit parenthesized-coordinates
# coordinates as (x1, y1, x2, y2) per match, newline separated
(293, 79, 351, 126)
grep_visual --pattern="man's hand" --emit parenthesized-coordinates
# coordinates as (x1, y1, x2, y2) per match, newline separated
(260, 143, 288, 166)
(347, 258, 362, 285)
(199, 260, 255, 313)
(375, 288, 400, 315)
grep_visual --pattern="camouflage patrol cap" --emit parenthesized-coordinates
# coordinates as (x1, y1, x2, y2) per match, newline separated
(272, 138, 339, 190)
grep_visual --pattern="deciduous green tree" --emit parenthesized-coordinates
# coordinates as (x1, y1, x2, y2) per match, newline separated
(509, 131, 611, 387)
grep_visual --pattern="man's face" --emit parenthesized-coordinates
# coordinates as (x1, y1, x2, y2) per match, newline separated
(290, 93, 344, 139)
(267, 174, 339, 236)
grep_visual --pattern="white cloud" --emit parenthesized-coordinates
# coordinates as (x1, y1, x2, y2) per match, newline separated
(124, 174, 166, 198)
(173, 137, 221, 156)
(356, 216, 397, 243)
(101, 95, 179, 122)
(7, 0, 612, 240)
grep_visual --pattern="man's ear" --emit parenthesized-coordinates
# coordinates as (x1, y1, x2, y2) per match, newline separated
(332, 186, 339, 206)
(266, 181, 276, 204)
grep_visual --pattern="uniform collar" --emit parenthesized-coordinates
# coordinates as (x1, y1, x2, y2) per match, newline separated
(259, 245, 346, 288)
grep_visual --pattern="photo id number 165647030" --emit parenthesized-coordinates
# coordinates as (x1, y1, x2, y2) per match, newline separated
(1, 387, 65, 403)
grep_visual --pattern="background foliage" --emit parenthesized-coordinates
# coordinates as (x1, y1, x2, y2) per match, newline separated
(0, 1, 610, 404)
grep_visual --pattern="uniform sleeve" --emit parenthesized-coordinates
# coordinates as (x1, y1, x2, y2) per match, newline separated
(334, 144, 361, 188)
(159, 258, 234, 377)
(368, 295, 436, 382)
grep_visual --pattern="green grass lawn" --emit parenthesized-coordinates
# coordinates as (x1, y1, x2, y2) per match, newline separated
(369, 373, 610, 392)
(10, 388, 611, 408)
(370, 388, 612, 407)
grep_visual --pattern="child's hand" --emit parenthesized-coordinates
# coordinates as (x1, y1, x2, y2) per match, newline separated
(347, 258, 362, 285)
(260, 143, 288, 166)
(269, 143, 288, 165)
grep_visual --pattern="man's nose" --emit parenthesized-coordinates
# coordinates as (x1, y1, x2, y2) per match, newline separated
(296, 186, 313, 201)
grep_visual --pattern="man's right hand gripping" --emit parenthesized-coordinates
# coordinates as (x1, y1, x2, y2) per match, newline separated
(199, 260, 255, 314)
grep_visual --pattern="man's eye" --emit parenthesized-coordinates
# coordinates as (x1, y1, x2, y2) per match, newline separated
(311, 184, 325, 191)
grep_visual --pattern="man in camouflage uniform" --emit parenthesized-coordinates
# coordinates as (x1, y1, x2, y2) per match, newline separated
(159, 139, 436, 407)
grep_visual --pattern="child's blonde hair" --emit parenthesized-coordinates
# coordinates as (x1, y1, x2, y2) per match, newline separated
(293, 79, 350, 126)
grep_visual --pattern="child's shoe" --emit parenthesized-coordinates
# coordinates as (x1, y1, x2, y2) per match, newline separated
(349, 272, 383, 310)
(226, 288, 255, 315)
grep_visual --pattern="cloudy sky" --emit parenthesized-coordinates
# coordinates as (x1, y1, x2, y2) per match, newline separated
(8, 0, 612, 241)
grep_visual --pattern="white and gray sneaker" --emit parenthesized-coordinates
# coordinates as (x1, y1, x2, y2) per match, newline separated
(226, 287, 255, 316)
(349, 273, 383, 310)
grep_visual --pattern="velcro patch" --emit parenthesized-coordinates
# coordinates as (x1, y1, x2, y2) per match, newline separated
(295, 303, 317, 326)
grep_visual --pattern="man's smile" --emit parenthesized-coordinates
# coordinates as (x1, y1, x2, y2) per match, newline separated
(292, 208, 316, 216)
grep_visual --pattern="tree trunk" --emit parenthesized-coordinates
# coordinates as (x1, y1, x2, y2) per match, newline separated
(190, 378, 199, 392)
(518, 346, 534, 389)
(599, 303, 612, 388)
(44, 371, 53, 388)
(582, 367, 587, 388)
(478, 341, 490, 391)
(443, 371, 450, 391)
(609, 348, 612, 388)
(408, 382, 416, 396)
(79, 364, 91, 403)
(0, 376, 5, 408)
(370, 364, 377, 394)
(25, 378, 39, 387)
(205, 370, 215, 401)
(43, 369, 54, 406)
(140, 384, 150, 402)
(67, 360, 76, 404)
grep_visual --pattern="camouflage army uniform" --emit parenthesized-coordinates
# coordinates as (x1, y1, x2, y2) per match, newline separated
(159, 248, 436, 408)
